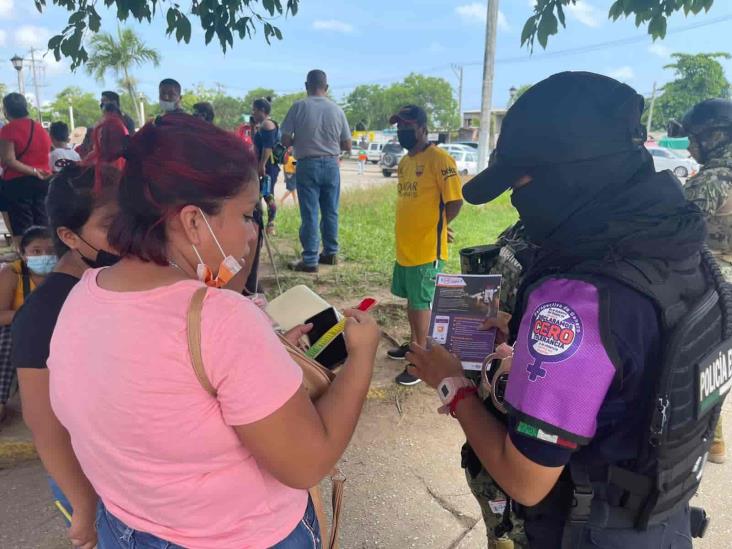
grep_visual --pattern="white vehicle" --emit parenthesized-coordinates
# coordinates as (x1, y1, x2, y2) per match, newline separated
(450, 150, 479, 176)
(439, 143, 475, 155)
(366, 142, 384, 163)
(646, 147, 699, 178)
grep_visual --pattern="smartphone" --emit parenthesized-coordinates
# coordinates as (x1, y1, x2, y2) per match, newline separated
(305, 307, 348, 369)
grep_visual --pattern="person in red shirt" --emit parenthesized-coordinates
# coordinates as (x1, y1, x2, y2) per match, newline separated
(0, 93, 52, 244)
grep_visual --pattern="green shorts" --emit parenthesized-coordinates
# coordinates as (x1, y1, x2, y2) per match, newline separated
(391, 261, 443, 310)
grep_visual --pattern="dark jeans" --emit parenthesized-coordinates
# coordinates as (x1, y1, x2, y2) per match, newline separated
(96, 496, 321, 549)
(296, 156, 340, 266)
(2, 176, 48, 235)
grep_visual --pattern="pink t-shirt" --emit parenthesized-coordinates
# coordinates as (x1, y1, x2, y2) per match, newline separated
(48, 270, 307, 548)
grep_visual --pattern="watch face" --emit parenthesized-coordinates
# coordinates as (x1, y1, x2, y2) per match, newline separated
(441, 384, 450, 398)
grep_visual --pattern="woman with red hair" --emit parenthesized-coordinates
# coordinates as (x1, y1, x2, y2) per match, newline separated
(48, 114, 379, 549)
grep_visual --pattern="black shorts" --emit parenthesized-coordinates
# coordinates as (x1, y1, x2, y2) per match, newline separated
(2, 176, 49, 235)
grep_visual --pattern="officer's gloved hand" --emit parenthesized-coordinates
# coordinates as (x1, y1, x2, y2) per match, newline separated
(480, 311, 511, 345)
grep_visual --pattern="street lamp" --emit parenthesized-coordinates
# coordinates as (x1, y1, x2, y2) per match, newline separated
(10, 54, 25, 95)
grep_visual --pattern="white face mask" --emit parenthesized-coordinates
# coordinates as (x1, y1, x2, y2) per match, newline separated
(159, 100, 177, 112)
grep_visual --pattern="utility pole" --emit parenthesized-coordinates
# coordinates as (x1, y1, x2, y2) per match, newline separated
(646, 81, 657, 138)
(477, 0, 499, 171)
(68, 102, 75, 131)
(29, 48, 43, 123)
(451, 63, 464, 129)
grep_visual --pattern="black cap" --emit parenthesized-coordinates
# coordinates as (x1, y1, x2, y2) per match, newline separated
(463, 71, 647, 205)
(389, 105, 428, 126)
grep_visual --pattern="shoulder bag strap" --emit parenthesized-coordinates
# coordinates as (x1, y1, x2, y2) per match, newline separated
(19, 261, 31, 300)
(186, 286, 217, 397)
(186, 286, 345, 548)
(16, 119, 36, 162)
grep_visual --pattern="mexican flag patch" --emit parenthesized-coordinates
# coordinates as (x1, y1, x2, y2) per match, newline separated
(517, 421, 578, 450)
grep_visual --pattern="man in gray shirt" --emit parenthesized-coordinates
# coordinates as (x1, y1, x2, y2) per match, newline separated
(281, 70, 351, 272)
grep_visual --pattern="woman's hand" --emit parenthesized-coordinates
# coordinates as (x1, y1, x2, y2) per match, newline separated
(480, 311, 511, 345)
(343, 309, 380, 358)
(406, 340, 464, 389)
(283, 323, 313, 349)
(37, 169, 52, 180)
(68, 508, 97, 549)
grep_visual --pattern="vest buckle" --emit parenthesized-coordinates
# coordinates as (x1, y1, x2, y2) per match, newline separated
(568, 485, 594, 524)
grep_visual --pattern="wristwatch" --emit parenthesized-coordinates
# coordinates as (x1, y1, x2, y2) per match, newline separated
(437, 376, 475, 406)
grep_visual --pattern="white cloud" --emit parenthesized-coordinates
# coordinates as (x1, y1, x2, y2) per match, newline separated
(456, 3, 510, 31)
(0, 0, 13, 19)
(42, 54, 67, 75)
(14, 25, 50, 49)
(456, 3, 485, 22)
(648, 43, 671, 58)
(498, 11, 511, 31)
(566, 1, 602, 28)
(607, 66, 635, 81)
(429, 41, 445, 53)
(312, 19, 354, 34)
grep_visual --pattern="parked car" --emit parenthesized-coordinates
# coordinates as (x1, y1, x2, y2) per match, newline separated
(450, 150, 479, 176)
(438, 143, 475, 155)
(366, 142, 384, 163)
(380, 142, 406, 177)
(646, 146, 699, 178)
(455, 141, 479, 149)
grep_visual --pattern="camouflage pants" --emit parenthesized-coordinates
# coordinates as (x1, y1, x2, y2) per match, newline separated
(465, 468, 527, 548)
(715, 258, 732, 445)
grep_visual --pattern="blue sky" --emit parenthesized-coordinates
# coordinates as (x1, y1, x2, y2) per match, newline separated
(1, 0, 731, 112)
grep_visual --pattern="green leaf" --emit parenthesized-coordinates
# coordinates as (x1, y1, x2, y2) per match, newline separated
(608, 1, 624, 20)
(166, 7, 176, 29)
(648, 15, 667, 39)
(520, 15, 537, 46)
(537, 11, 558, 49)
(556, 4, 565, 27)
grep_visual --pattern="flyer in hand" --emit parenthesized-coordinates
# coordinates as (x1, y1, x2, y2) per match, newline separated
(429, 273, 502, 371)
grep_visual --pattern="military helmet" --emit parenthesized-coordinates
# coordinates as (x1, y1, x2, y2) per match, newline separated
(668, 99, 732, 137)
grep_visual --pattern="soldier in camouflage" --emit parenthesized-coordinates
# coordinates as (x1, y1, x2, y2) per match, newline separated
(461, 222, 537, 548)
(677, 98, 732, 464)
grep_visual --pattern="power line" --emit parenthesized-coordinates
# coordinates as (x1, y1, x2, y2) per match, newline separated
(467, 13, 732, 66)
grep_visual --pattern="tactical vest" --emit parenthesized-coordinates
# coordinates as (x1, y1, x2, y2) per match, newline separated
(518, 248, 732, 545)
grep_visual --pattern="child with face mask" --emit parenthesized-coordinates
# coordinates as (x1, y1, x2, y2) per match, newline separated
(13, 164, 121, 549)
(0, 226, 55, 421)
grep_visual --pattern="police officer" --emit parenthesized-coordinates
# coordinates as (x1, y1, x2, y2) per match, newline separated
(460, 222, 536, 548)
(672, 99, 732, 464)
(407, 72, 731, 547)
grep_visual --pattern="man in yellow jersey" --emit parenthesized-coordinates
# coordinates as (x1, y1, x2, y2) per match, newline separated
(387, 105, 464, 385)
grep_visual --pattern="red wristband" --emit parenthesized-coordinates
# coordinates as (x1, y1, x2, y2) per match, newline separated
(449, 386, 477, 417)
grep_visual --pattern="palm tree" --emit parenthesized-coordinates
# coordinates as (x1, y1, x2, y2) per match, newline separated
(86, 27, 160, 125)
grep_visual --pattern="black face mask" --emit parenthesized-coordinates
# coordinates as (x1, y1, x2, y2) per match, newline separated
(81, 249, 121, 269)
(510, 177, 569, 245)
(397, 129, 418, 150)
(78, 236, 121, 268)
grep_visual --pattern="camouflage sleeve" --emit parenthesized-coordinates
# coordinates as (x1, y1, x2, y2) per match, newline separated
(684, 170, 732, 217)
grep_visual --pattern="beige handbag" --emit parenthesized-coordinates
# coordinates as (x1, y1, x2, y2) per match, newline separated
(186, 287, 344, 548)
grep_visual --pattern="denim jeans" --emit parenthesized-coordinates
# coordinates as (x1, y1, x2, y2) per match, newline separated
(48, 476, 73, 527)
(96, 496, 321, 549)
(296, 156, 341, 266)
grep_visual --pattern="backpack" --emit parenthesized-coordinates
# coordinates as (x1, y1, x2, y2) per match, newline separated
(269, 121, 287, 165)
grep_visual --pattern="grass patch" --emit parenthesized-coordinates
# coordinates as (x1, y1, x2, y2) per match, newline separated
(268, 181, 517, 305)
